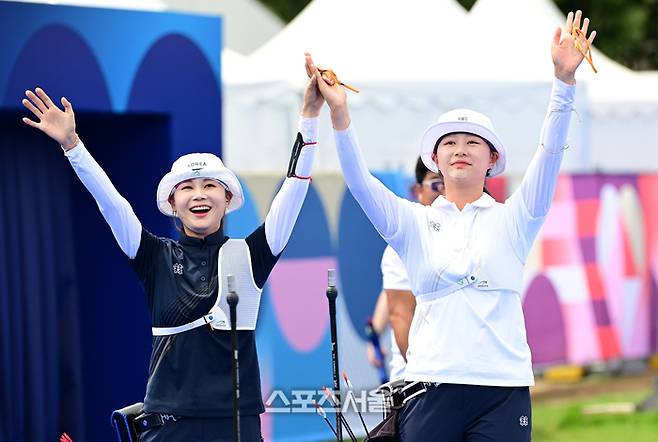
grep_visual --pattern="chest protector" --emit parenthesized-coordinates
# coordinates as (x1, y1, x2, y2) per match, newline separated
(152, 239, 262, 336)
(412, 208, 525, 305)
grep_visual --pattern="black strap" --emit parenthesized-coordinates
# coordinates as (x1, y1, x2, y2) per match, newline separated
(286, 132, 304, 178)
(133, 413, 184, 435)
(366, 382, 434, 441)
(286, 132, 314, 180)
(391, 381, 432, 408)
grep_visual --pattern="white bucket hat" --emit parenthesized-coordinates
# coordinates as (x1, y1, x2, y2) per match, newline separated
(420, 109, 506, 177)
(156, 153, 244, 217)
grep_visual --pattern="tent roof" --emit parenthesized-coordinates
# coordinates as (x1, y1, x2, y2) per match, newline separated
(226, 0, 654, 89)
(241, 0, 469, 84)
(457, 0, 633, 82)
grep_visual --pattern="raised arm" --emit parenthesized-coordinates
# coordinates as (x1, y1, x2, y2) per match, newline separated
(263, 67, 323, 255)
(507, 11, 596, 257)
(307, 53, 411, 242)
(22, 88, 142, 258)
(516, 11, 597, 218)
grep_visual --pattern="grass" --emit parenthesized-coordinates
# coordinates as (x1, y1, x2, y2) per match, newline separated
(533, 388, 658, 442)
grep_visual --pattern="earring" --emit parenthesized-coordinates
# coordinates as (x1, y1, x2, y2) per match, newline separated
(172, 210, 183, 231)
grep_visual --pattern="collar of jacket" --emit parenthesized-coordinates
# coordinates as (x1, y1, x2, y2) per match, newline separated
(432, 192, 496, 210)
(178, 227, 227, 246)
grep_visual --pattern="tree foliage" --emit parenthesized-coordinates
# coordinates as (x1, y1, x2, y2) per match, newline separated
(552, 0, 657, 70)
(257, 0, 311, 23)
(257, 0, 657, 70)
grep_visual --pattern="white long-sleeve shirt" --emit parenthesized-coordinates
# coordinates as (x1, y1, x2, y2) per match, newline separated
(64, 117, 318, 258)
(335, 79, 575, 386)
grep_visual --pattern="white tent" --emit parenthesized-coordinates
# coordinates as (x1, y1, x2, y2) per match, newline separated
(222, 0, 658, 174)
(463, 0, 630, 81)
(589, 70, 658, 172)
(247, 0, 469, 83)
(223, 0, 558, 175)
(465, 0, 658, 172)
(222, 0, 469, 175)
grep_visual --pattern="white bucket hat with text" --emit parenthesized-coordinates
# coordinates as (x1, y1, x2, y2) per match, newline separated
(420, 108, 506, 177)
(156, 153, 244, 217)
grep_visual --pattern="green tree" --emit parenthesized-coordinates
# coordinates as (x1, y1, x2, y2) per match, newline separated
(553, 0, 657, 70)
(257, 0, 657, 70)
(257, 0, 312, 23)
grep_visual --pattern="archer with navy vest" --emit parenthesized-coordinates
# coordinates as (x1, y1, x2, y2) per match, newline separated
(21, 66, 327, 441)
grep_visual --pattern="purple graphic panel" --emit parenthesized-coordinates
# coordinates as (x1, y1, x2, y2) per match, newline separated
(268, 257, 336, 352)
(523, 274, 567, 365)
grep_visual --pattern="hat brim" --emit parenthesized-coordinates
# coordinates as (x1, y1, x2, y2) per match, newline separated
(156, 168, 244, 217)
(420, 121, 506, 177)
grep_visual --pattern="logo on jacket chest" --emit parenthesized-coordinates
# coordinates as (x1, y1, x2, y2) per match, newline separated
(172, 263, 184, 275)
(428, 220, 441, 232)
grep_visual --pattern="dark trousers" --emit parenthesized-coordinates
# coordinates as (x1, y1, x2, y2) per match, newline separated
(396, 384, 531, 442)
(140, 415, 263, 442)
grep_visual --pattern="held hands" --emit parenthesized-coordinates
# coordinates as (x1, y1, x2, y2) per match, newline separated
(22, 88, 79, 150)
(551, 10, 597, 85)
(302, 57, 324, 118)
(304, 53, 351, 130)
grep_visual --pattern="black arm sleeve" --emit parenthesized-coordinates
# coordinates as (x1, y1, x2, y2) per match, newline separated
(245, 223, 281, 289)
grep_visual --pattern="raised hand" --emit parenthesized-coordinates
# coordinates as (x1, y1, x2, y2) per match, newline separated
(301, 53, 325, 118)
(22, 88, 79, 150)
(304, 53, 350, 130)
(551, 10, 597, 84)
